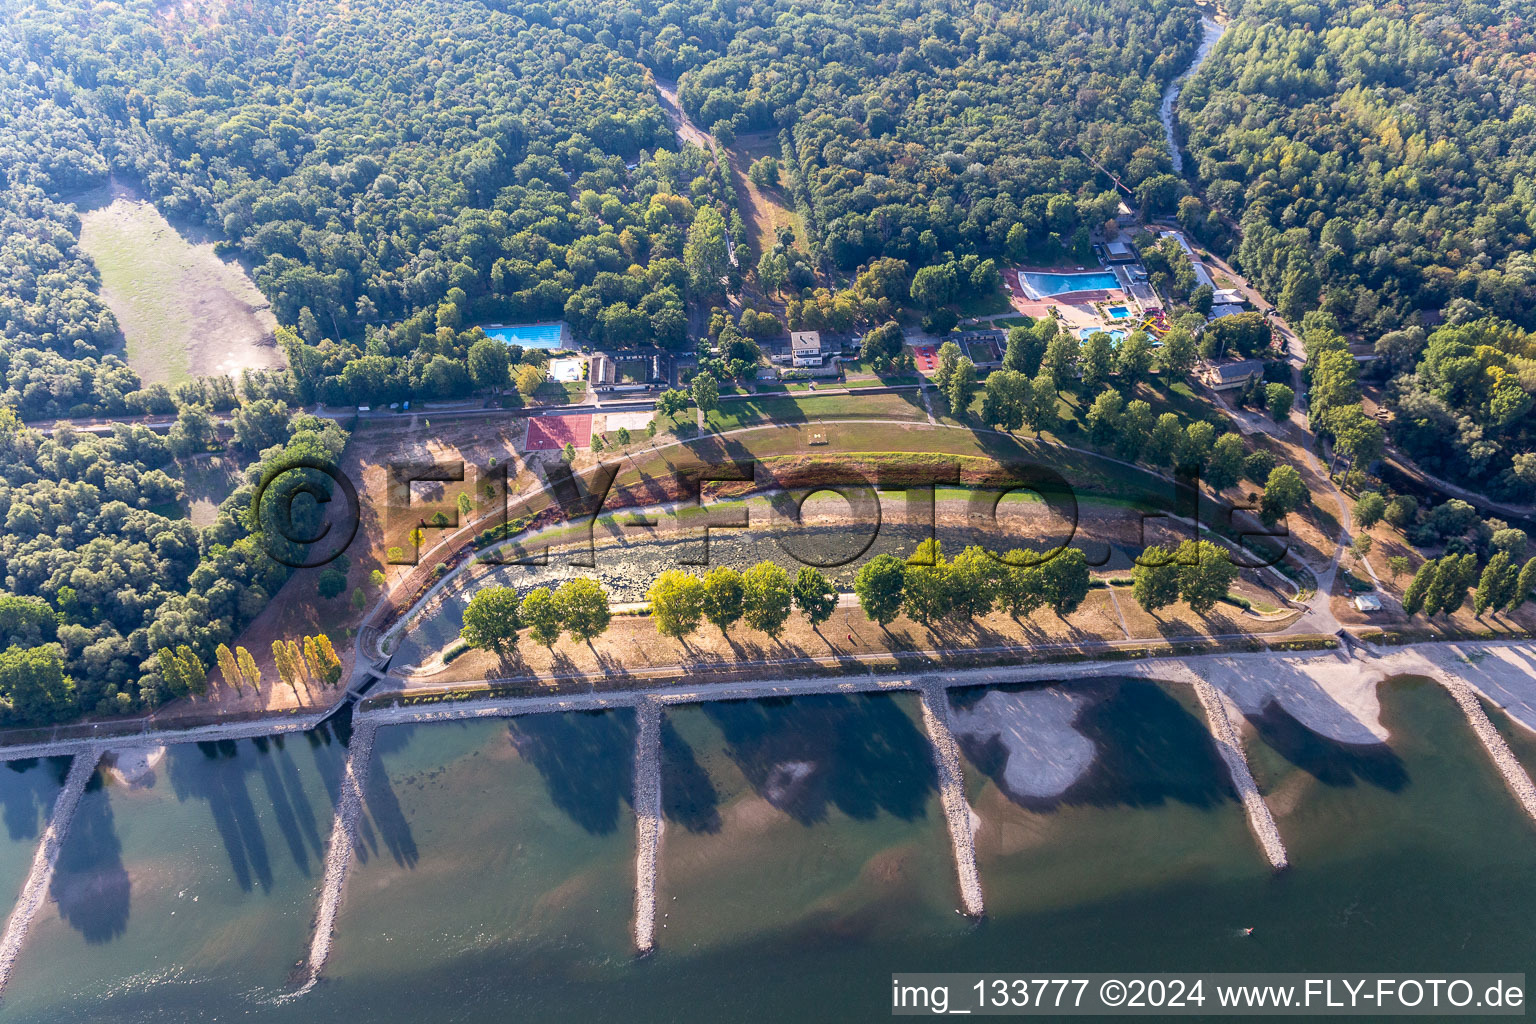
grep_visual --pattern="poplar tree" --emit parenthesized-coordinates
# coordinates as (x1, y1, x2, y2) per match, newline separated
(1474, 552, 1517, 617)
(236, 647, 262, 693)
(1401, 558, 1436, 617)
(215, 643, 244, 695)
(271, 640, 298, 697)
(1510, 557, 1536, 613)
(314, 634, 343, 686)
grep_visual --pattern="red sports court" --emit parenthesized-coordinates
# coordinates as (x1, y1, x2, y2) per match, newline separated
(523, 413, 593, 451)
(913, 344, 937, 372)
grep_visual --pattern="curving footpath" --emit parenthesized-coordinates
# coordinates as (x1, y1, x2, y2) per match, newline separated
(632, 698, 662, 953)
(1190, 677, 1289, 870)
(300, 719, 378, 993)
(0, 749, 101, 1001)
(918, 681, 985, 917)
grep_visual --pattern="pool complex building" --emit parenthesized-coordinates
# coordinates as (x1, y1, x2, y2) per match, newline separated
(479, 321, 568, 349)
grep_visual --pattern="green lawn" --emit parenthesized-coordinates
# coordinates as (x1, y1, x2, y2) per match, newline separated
(951, 289, 1012, 318)
(701, 391, 930, 431)
(535, 380, 588, 402)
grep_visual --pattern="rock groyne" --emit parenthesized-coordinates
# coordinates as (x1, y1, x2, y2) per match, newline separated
(917, 682, 984, 917)
(632, 698, 662, 953)
(1191, 677, 1289, 870)
(1439, 677, 1536, 823)
(0, 749, 100, 1000)
(300, 719, 378, 993)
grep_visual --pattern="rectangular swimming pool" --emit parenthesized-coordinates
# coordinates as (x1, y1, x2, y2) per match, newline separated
(480, 322, 566, 349)
(1018, 271, 1120, 299)
(1107, 305, 1131, 319)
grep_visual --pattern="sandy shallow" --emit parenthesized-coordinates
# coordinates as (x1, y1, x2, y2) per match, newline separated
(948, 689, 1097, 799)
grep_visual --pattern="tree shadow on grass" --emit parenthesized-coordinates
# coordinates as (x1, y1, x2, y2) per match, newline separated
(702, 692, 935, 826)
(507, 708, 637, 835)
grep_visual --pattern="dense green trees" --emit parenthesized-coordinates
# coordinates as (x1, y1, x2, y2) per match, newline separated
(1131, 540, 1239, 616)
(1, 0, 722, 409)
(1388, 318, 1536, 500)
(0, 397, 348, 721)
(1182, 1, 1536, 339)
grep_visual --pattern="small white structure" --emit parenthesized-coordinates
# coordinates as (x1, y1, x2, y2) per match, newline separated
(1352, 593, 1383, 613)
(549, 356, 585, 383)
(1212, 288, 1245, 305)
(790, 330, 824, 367)
(1210, 303, 1246, 320)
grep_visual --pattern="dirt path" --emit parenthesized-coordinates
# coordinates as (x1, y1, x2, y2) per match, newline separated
(653, 78, 716, 154)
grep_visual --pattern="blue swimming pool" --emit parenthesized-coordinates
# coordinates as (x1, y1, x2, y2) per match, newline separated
(480, 322, 566, 349)
(1078, 327, 1128, 344)
(1107, 305, 1131, 319)
(1019, 271, 1119, 298)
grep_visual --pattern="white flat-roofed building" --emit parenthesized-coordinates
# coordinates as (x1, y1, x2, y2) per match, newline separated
(1159, 229, 1215, 288)
(1210, 303, 1246, 319)
(1212, 288, 1245, 306)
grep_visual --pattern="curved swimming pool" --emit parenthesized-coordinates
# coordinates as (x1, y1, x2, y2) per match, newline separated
(1019, 271, 1119, 299)
(479, 322, 566, 349)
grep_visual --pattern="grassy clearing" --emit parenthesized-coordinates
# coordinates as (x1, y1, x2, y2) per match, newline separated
(78, 193, 283, 384)
(726, 132, 805, 258)
(178, 454, 243, 526)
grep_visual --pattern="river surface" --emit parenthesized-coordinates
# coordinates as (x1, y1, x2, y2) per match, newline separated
(4, 676, 1536, 1022)
(1161, 15, 1226, 174)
